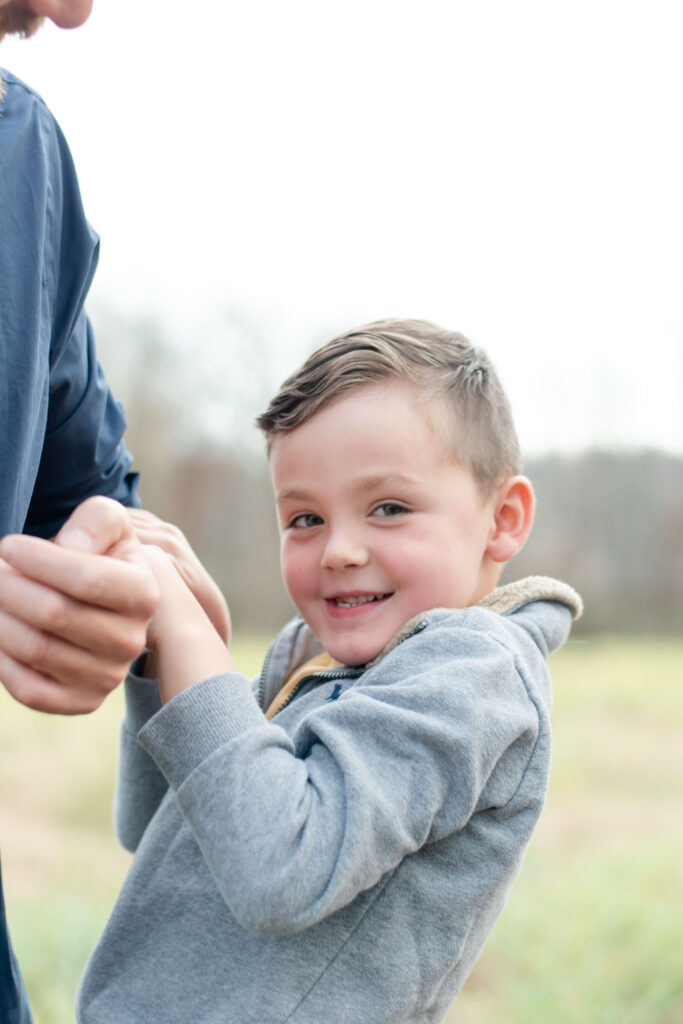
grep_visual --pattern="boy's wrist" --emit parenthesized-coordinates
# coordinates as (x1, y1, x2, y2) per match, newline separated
(153, 617, 237, 704)
(141, 649, 158, 679)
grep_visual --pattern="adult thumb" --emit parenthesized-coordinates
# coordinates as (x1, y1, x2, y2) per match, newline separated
(55, 496, 136, 556)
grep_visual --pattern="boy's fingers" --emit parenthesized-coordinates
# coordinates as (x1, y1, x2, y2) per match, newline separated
(0, 536, 158, 616)
(127, 508, 162, 529)
(129, 514, 187, 559)
(139, 544, 231, 646)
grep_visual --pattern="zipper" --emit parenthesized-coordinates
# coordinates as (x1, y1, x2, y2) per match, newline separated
(274, 667, 362, 716)
(258, 615, 429, 713)
(256, 637, 277, 710)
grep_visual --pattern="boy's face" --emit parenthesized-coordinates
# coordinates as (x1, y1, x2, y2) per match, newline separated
(270, 381, 500, 666)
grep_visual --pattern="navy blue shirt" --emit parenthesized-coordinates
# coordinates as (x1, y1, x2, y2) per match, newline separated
(0, 69, 139, 1021)
(0, 69, 139, 540)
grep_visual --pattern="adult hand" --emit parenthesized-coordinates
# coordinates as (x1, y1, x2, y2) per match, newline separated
(128, 509, 230, 644)
(0, 496, 159, 715)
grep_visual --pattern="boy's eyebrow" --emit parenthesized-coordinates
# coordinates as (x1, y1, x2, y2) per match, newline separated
(275, 487, 314, 504)
(353, 472, 422, 492)
(276, 472, 421, 504)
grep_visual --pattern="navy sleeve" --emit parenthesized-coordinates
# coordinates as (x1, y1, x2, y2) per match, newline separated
(0, 70, 138, 540)
(25, 311, 140, 538)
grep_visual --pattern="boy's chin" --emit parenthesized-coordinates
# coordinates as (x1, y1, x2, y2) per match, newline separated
(325, 637, 385, 668)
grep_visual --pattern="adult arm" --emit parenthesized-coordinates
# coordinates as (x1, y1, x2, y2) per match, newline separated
(0, 73, 138, 541)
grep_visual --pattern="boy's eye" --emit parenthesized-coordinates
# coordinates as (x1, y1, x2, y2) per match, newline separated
(288, 512, 324, 529)
(372, 502, 408, 518)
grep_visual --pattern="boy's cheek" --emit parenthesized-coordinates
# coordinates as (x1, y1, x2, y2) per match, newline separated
(280, 549, 314, 602)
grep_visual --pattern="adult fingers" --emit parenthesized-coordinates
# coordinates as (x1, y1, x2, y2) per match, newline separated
(0, 535, 158, 617)
(0, 606, 138, 690)
(0, 607, 129, 693)
(0, 645, 118, 716)
(0, 563, 149, 662)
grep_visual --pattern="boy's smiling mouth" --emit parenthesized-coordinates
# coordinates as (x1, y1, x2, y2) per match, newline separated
(326, 592, 393, 611)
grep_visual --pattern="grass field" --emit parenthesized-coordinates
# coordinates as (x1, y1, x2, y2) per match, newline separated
(1, 636, 681, 1023)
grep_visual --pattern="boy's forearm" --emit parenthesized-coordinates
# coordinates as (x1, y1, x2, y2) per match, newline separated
(153, 618, 237, 704)
(143, 546, 237, 703)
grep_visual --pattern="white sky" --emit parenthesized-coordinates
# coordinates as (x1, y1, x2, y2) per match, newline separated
(3, 0, 682, 457)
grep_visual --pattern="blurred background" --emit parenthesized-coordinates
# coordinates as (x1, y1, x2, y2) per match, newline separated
(1, 1, 682, 1021)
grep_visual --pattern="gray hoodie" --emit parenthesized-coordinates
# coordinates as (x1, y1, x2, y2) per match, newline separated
(77, 577, 581, 1024)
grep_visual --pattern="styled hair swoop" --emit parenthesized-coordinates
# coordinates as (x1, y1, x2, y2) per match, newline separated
(256, 318, 521, 493)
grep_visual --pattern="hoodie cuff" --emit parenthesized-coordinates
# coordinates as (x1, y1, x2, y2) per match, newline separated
(137, 672, 266, 790)
(122, 657, 163, 735)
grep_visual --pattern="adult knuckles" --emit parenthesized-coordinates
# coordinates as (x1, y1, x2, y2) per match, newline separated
(81, 618, 146, 666)
(43, 686, 106, 716)
(37, 590, 70, 633)
(18, 687, 54, 714)
(55, 660, 126, 707)
(101, 615, 149, 663)
(1, 654, 116, 716)
(116, 630, 147, 664)
(133, 569, 161, 618)
(3, 666, 75, 715)
(72, 694, 109, 716)
(75, 555, 159, 616)
(75, 557, 124, 604)
(4, 673, 42, 712)
(22, 627, 52, 671)
(99, 663, 128, 693)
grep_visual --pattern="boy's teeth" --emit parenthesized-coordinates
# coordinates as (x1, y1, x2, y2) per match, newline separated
(335, 595, 383, 608)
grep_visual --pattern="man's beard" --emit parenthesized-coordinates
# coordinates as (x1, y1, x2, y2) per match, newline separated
(0, 5, 44, 44)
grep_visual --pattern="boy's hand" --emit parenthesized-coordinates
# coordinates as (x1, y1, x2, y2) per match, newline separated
(0, 497, 159, 715)
(127, 509, 231, 645)
(138, 544, 237, 704)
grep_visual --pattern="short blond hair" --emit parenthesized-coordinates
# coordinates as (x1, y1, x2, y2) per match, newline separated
(256, 318, 521, 494)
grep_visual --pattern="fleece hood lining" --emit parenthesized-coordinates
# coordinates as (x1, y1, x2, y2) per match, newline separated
(365, 575, 583, 669)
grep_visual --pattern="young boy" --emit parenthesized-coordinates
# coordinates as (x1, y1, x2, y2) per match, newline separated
(77, 319, 581, 1023)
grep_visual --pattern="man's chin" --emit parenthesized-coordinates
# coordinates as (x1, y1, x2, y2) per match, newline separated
(0, 8, 45, 44)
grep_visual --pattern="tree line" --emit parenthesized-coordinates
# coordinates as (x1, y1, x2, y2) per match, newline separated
(95, 308, 683, 636)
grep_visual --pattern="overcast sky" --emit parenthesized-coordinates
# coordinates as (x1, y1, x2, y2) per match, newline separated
(3, 0, 682, 457)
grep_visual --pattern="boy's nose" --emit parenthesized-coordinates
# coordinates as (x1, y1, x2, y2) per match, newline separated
(321, 528, 369, 571)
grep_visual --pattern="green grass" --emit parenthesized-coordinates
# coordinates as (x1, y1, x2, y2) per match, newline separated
(1, 637, 681, 1023)
(448, 638, 683, 1023)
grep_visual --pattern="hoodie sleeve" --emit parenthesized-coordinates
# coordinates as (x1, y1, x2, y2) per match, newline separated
(115, 669, 167, 852)
(137, 610, 550, 936)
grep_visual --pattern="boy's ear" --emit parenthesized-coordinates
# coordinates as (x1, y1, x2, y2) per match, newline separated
(485, 476, 535, 564)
